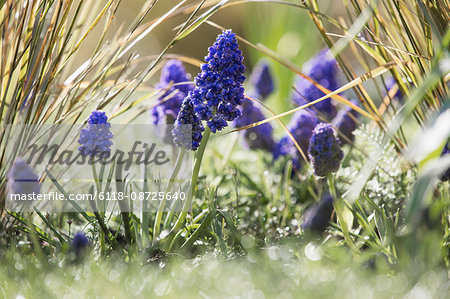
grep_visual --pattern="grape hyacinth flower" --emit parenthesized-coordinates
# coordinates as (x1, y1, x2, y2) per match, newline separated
(440, 144, 450, 182)
(275, 110, 319, 159)
(189, 29, 246, 133)
(172, 97, 205, 151)
(78, 111, 113, 158)
(71, 231, 89, 255)
(172, 29, 246, 150)
(292, 49, 338, 119)
(234, 98, 276, 152)
(332, 103, 359, 144)
(301, 194, 334, 235)
(249, 61, 274, 100)
(308, 123, 343, 177)
(7, 157, 40, 195)
(152, 60, 193, 125)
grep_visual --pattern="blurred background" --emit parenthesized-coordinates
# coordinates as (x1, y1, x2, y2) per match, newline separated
(78, 0, 341, 115)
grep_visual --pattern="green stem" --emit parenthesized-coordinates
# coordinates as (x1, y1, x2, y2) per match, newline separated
(220, 132, 238, 169)
(141, 161, 150, 247)
(163, 127, 211, 251)
(116, 161, 133, 246)
(153, 148, 186, 243)
(26, 214, 45, 264)
(92, 164, 101, 195)
(327, 173, 358, 252)
(91, 164, 106, 254)
(93, 211, 118, 250)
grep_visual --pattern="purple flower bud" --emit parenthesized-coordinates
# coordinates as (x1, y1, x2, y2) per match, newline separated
(250, 61, 274, 100)
(7, 157, 40, 195)
(385, 77, 403, 101)
(234, 97, 276, 152)
(71, 231, 89, 254)
(301, 194, 334, 235)
(332, 103, 359, 144)
(308, 123, 343, 177)
(152, 60, 193, 126)
(172, 97, 205, 151)
(292, 49, 338, 119)
(275, 110, 319, 159)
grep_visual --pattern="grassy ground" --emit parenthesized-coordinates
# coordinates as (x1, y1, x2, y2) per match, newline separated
(2, 243, 449, 298)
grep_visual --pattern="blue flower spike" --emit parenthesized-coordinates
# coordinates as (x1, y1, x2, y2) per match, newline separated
(172, 97, 205, 151)
(190, 29, 246, 133)
(78, 111, 113, 159)
(234, 98, 276, 152)
(276, 110, 319, 159)
(332, 102, 359, 144)
(250, 61, 274, 100)
(302, 194, 334, 235)
(293, 49, 338, 119)
(152, 59, 193, 125)
(7, 157, 40, 196)
(71, 231, 89, 255)
(172, 29, 246, 150)
(385, 77, 404, 102)
(308, 123, 343, 177)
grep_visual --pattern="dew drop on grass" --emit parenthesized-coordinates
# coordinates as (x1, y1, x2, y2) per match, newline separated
(267, 246, 279, 261)
(159, 230, 170, 239)
(241, 234, 255, 249)
(305, 242, 322, 261)
(14, 262, 23, 271)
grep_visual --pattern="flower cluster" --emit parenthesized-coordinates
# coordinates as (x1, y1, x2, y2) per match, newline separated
(234, 98, 276, 152)
(232, 61, 274, 152)
(71, 231, 89, 254)
(292, 49, 338, 119)
(274, 110, 319, 169)
(332, 102, 359, 144)
(152, 60, 193, 125)
(301, 194, 334, 235)
(189, 29, 246, 133)
(172, 97, 205, 151)
(7, 157, 40, 195)
(440, 144, 450, 182)
(78, 111, 113, 158)
(172, 29, 246, 150)
(308, 123, 343, 177)
(249, 61, 274, 100)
